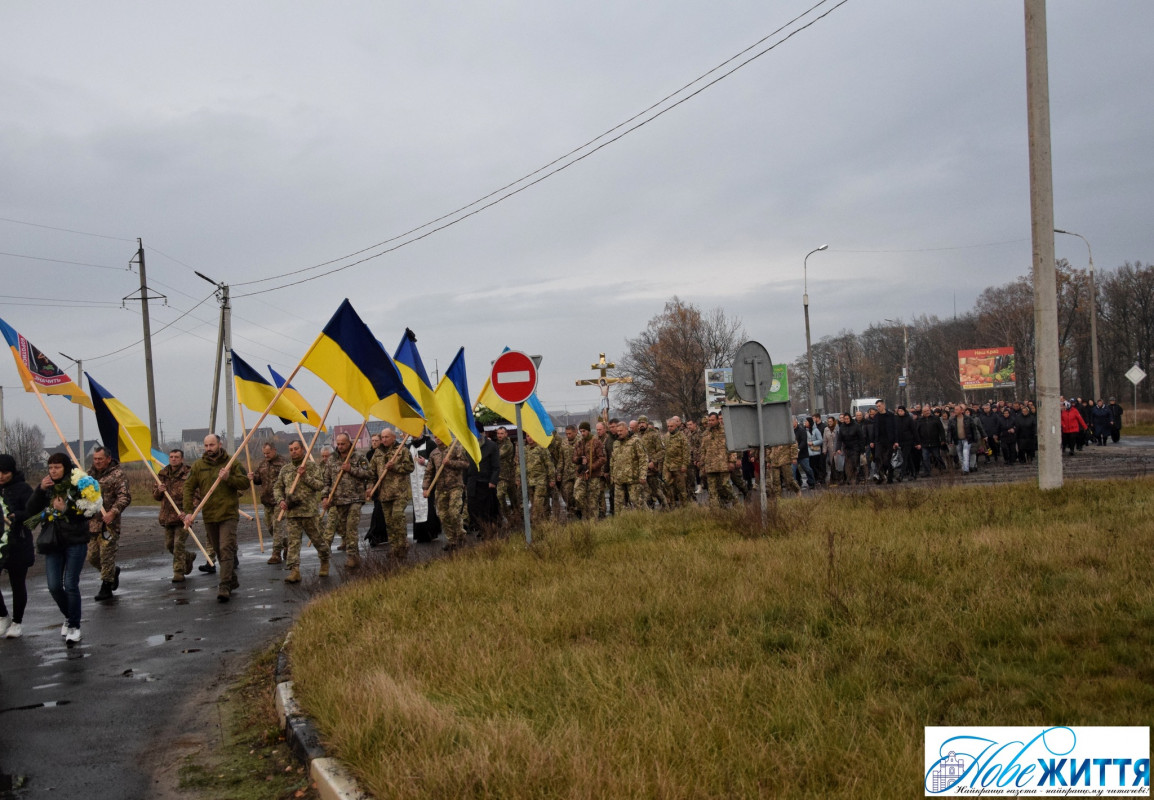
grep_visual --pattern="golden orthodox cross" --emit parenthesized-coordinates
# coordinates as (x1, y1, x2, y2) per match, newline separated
(575, 353, 632, 423)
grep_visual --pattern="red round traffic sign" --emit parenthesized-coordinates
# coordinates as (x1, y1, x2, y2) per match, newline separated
(490, 350, 537, 404)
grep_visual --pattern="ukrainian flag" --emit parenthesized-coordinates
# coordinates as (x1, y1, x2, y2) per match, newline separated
(394, 329, 451, 445)
(433, 347, 481, 466)
(84, 373, 155, 466)
(1, 316, 93, 409)
(267, 365, 326, 432)
(476, 347, 554, 446)
(231, 350, 311, 426)
(300, 300, 425, 436)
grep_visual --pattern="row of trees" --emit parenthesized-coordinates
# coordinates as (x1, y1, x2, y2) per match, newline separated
(0, 419, 46, 468)
(617, 260, 1153, 420)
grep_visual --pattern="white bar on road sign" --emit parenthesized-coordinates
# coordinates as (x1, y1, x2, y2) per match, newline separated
(497, 370, 531, 383)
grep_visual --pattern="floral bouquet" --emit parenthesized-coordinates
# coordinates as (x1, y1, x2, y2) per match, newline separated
(26, 468, 103, 528)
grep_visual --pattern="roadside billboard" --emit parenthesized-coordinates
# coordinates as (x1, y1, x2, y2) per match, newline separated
(705, 364, 789, 413)
(958, 347, 1016, 390)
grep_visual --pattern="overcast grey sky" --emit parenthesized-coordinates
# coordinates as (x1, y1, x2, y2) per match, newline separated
(2, 1, 1151, 444)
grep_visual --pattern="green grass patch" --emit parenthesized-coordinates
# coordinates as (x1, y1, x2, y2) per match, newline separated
(179, 644, 316, 800)
(290, 479, 1154, 799)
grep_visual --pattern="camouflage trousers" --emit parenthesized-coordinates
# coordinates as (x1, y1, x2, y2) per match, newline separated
(766, 464, 800, 496)
(663, 469, 688, 507)
(529, 485, 552, 524)
(572, 476, 600, 520)
(558, 479, 575, 520)
(646, 472, 667, 508)
(613, 481, 649, 511)
(327, 502, 364, 556)
(381, 496, 409, 561)
(285, 516, 330, 572)
(263, 503, 285, 555)
(496, 479, 521, 520)
(705, 472, 737, 508)
(437, 485, 466, 545)
(87, 521, 120, 582)
(163, 524, 193, 575)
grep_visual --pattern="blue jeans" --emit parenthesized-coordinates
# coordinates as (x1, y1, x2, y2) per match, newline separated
(793, 457, 814, 487)
(45, 542, 88, 628)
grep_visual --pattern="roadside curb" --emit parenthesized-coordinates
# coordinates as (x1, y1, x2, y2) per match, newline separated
(275, 632, 371, 800)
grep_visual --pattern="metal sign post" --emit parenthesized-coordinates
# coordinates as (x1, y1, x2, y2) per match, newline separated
(491, 350, 539, 544)
(733, 340, 773, 527)
(1126, 364, 1146, 428)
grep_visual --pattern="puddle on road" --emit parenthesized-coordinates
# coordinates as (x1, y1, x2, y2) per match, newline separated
(181, 648, 202, 654)
(121, 669, 158, 681)
(146, 634, 175, 646)
(173, 598, 190, 605)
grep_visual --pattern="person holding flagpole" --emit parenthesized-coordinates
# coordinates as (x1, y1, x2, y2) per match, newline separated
(321, 432, 371, 569)
(275, 439, 330, 583)
(88, 446, 132, 602)
(368, 429, 415, 563)
(182, 434, 250, 603)
(153, 449, 195, 583)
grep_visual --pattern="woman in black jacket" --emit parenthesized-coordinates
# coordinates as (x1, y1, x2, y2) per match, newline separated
(26, 453, 95, 646)
(0, 453, 35, 639)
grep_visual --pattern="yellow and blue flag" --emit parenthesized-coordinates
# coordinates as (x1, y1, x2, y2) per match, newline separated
(1, 316, 92, 409)
(433, 347, 482, 466)
(267, 365, 326, 432)
(394, 329, 451, 445)
(476, 347, 554, 446)
(85, 373, 156, 466)
(300, 300, 425, 436)
(231, 350, 311, 426)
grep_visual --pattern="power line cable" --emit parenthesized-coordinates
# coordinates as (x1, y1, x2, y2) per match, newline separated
(82, 291, 217, 363)
(0, 251, 128, 271)
(0, 216, 136, 242)
(232, 0, 849, 296)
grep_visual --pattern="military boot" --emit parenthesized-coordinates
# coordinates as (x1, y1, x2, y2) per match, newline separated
(112, 566, 121, 591)
(94, 581, 113, 602)
(171, 572, 185, 583)
(318, 560, 330, 577)
(284, 568, 301, 583)
(184, 553, 195, 574)
(266, 551, 282, 565)
(345, 553, 360, 570)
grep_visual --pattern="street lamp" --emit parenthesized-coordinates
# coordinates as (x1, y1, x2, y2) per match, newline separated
(803, 244, 829, 416)
(1054, 228, 1100, 399)
(883, 319, 910, 408)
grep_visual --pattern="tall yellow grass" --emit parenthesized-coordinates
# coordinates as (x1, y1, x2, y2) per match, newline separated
(291, 479, 1154, 799)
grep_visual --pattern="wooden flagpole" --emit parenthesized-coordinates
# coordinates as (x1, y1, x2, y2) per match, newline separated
(423, 438, 461, 495)
(294, 423, 316, 460)
(366, 434, 411, 499)
(319, 418, 368, 521)
(237, 404, 265, 552)
(275, 392, 336, 522)
(25, 378, 81, 467)
(183, 363, 306, 527)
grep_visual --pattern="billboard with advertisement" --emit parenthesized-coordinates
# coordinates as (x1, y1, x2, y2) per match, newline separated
(705, 364, 789, 413)
(958, 347, 1016, 390)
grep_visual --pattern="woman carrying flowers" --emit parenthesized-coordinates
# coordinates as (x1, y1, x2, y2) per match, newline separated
(25, 452, 102, 646)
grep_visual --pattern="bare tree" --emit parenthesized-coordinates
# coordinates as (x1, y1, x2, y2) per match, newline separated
(4, 418, 46, 469)
(619, 297, 746, 419)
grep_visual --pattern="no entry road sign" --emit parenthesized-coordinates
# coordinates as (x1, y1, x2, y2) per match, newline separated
(490, 350, 538, 404)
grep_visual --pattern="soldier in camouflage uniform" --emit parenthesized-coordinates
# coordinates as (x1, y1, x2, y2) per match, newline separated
(557, 425, 578, 520)
(610, 419, 648, 511)
(662, 416, 690, 508)
(686, 418, 703, 500)
(701, 412, 736, 508)
(495, 427, 520, 524)
(518, 434, 555, 524)
(274, 439, 330, 583)
(88, 446, 132, 602)
(766, 443, 802, 497)
(368, 428, 414, 561)
(248, 442, 286, 564)
(596, 420, 613, 516)
(182, 434, 250, 602)
(321, 432, 371, 568)
(422, 438, 470, 550)
(153, 449, 194, 582)
(637, 416, 666, 509)
(572, 421, 606, 520)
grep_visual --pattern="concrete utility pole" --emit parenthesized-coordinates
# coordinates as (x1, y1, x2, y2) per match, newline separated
(197, 271, 235, 450)
(125, 239, 163, 443)
(1024, 0, 1062, 490)
(59, 352, 84, 460)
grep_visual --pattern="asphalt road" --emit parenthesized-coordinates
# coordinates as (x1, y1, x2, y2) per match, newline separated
(0, 508, 431, 800)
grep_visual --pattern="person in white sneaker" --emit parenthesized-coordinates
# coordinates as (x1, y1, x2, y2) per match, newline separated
(0, 453, 35, 640)
(27, 453, 100, 646)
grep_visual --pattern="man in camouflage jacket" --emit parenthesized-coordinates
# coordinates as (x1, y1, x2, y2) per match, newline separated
(153, 449, 194, 582)
(637, 415, 666, 508)
(274, 439, 330, 583)
(700, 412, 736, 508)
(248, 442, 286, 564)
(422, 438, 470, 550)
(368, 429, 415, 561)
(518, 434, 555, 524)
(495, 427, 521, 523)
(610, 419, 648, 511)
(572, 421, 606, 521)
(88, 445, 132, 601)
(321, 432, 371, 567)
(662, 416, 690, 508)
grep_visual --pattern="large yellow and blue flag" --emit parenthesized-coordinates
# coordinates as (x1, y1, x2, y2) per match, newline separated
(0, 316, 92, 409)
(476, 347, 554, 446)
(300, 300, 425, 436)
(433, 347, 482, 465)
(231, 350, 311, 426)
(84, 372, 155, 466)
(394, 329, 451, 445)
(267, 365, 327, 432)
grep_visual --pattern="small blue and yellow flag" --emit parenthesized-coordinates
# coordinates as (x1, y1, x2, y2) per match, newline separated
(85, 373, 155, 466)
(394, 329, 452, 445)
(476, 347, 554, 446)
(267, 365, 327, 432)
(300, 300, 424, 436)
(433, 347, 481, 465)
(231, 350, 311, 427)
